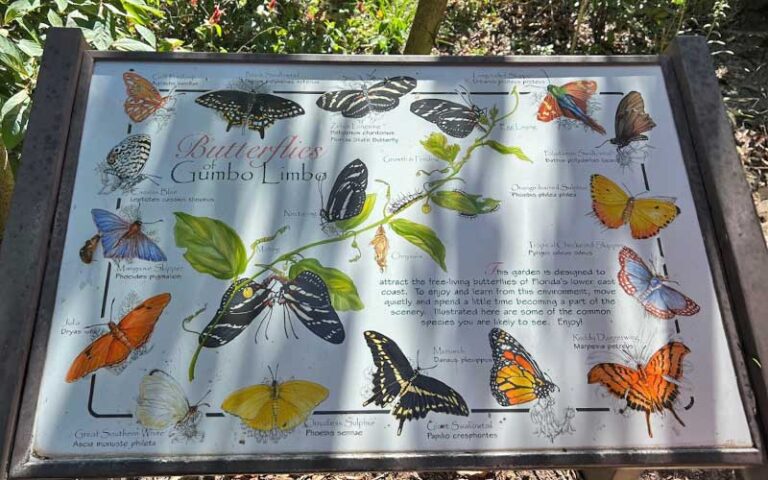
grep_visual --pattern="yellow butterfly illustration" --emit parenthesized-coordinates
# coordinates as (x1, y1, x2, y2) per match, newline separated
(590, 174, 680, 239)
(221, 367, 328, 435)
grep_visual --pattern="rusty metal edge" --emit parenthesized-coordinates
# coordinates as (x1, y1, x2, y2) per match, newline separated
(0, 28, 88, 480)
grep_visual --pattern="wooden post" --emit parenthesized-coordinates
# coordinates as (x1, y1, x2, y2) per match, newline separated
(403, 0, 448, 54)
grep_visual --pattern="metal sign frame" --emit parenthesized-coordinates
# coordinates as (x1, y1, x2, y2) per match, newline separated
(0, 28, 767, 478)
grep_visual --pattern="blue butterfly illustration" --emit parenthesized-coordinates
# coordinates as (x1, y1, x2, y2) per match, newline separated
(617, 246, 699, 319)
(91, 209, 166, 262)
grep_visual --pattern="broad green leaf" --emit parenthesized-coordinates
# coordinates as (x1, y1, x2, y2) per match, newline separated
(1, 90, 28, 121)
(83, 22, 113, 50)
(173, 212, 247, 280)
(16, 39, 42, 58)
(112, 37, 155, 52)
(484, 140, 531, 162)
(122, 0, 165, 18)
(420, 132, 460, 163)
(54, 0, 67, 12)
(390, 218, 446, 271)
(1, 101, 29, 150)
(288, 258, 364, 311)
(158, 37, 184, 52)
(0, 36, 25, 71)
(432, 190, 500, 217)
(4, 0, 34, 25)
(334, 193, 376, 231)
(47, 9, 63, 27)
(135, 25, 156, 47)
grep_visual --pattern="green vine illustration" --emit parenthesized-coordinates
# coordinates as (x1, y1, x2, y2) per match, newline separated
(175, 88, 530, 381)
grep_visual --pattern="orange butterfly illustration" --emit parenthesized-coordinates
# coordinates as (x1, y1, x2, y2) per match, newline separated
(588, 341, 689, 438)
(590, 174, 680, 239)
(123, 72, 176, 123)
(65, 293, 171, 383)
(537, 80, 606, 134)
(489, 328, 557, 406)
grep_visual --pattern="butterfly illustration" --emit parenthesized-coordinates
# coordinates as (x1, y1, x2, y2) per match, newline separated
(199, 271, 345, 346)
(99, 134, 157, 193)
(320, 159, 368, 225)
(618, 246, 700, 319)
(221, 367, 328, 438)
(489, 328, 557, 406)
(316, 76, 417, 118)
(590, 174, 680, 239)
(136, 369, 208, 441)
(65, 293, 171, 382)
(123, 72, 177, 123)
(79, 234, 101, 264)
(588, 341, 690, 438)
(362, 330, 469, 435)
(410, 97, 485, 138)
(91, 209, 167, 262)
(602, 91, 656, 150)
(537, 78, 606, 134)
(195, 89, 304, 138)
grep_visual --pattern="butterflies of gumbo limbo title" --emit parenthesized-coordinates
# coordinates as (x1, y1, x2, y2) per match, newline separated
(362, 330, 469, 435)
(410, 89, 486, 138)
(320, 159, 369, 226)
(197, 271, 345, 348)
(136, 369, 208, 441)
(588, 341, 690, 438)
(221, 366, 328, 438)
(618, 246, 700, 320)
(90, 208, 167, 262)
(599, 91, 657, 151)
(195, 85, 304, 139)
(123, 71, 179, 123)
(537, 77, 606, 135)
(99, 134, 158, 193)
(65, 293, 171, 382)
(316, 76, 417, 118)
(590, 174, 680, 239)
(489, 328, 557, 406)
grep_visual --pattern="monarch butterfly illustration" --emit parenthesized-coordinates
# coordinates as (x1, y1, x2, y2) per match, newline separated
(588, 341, 690, 438)
(316, 76, 416, 118)
(320, 159, 369, 225)
(537, 78, 606, 134)
(100, 134, 157, 193)
(363, 330, 469, 435)
(618, 246, 700, 319)
(123, 72, 178, 123)
(221, 367, 328, 438)
(91, 209, 166, 262)
(136, 369, 208, 441)
(195, 88, 304, 138)
(410, 95, 485, 138)
(590, 174, 680, 239)
(66, 293, 171, 382)
(489, 328, 557, 406)
(602, 91, 656, 151)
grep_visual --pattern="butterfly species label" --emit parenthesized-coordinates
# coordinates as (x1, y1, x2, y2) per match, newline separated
(221, 369, 328, 438)
(590, 174, 680, 239)
(537, 79, 606, 134)
(136, 369, 207, 441)
(316, 76, 417, 118)
(123, 72, 177, 123)
(195, 89, 305, 139)
(66, 293, 171, 382)
(618, 246, 700, 319)
(90, 208, 167, 262)
(588, 341, 690, 438)
(362, 330, 469, 435)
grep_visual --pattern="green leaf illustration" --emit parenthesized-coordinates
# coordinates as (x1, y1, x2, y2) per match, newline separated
(390, 219, 447, 271)
(432, 190, 500, 217)
(420, 132, 460, 163)
(174, 212, 247, 280)
(288, 258, 364, 311)
(334, 193, 376, 231)
(484, 140, 531, 162)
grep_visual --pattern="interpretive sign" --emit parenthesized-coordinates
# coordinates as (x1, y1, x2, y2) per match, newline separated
(1, 29, 767, 478)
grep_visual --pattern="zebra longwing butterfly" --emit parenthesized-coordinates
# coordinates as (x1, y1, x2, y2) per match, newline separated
(410, 98, 485, 138)
(316, 76, 417, 118)
(321, 159, 369, 224)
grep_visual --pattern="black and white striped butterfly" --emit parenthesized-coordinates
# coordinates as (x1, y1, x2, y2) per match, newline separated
(410, 93, 486, 138)
(320, 159, 369, 225)
(99, 134, 157, 193)
(199, 272, 344, 346)
(195, 89, 304, 139)
(316, 76, 417, 118)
